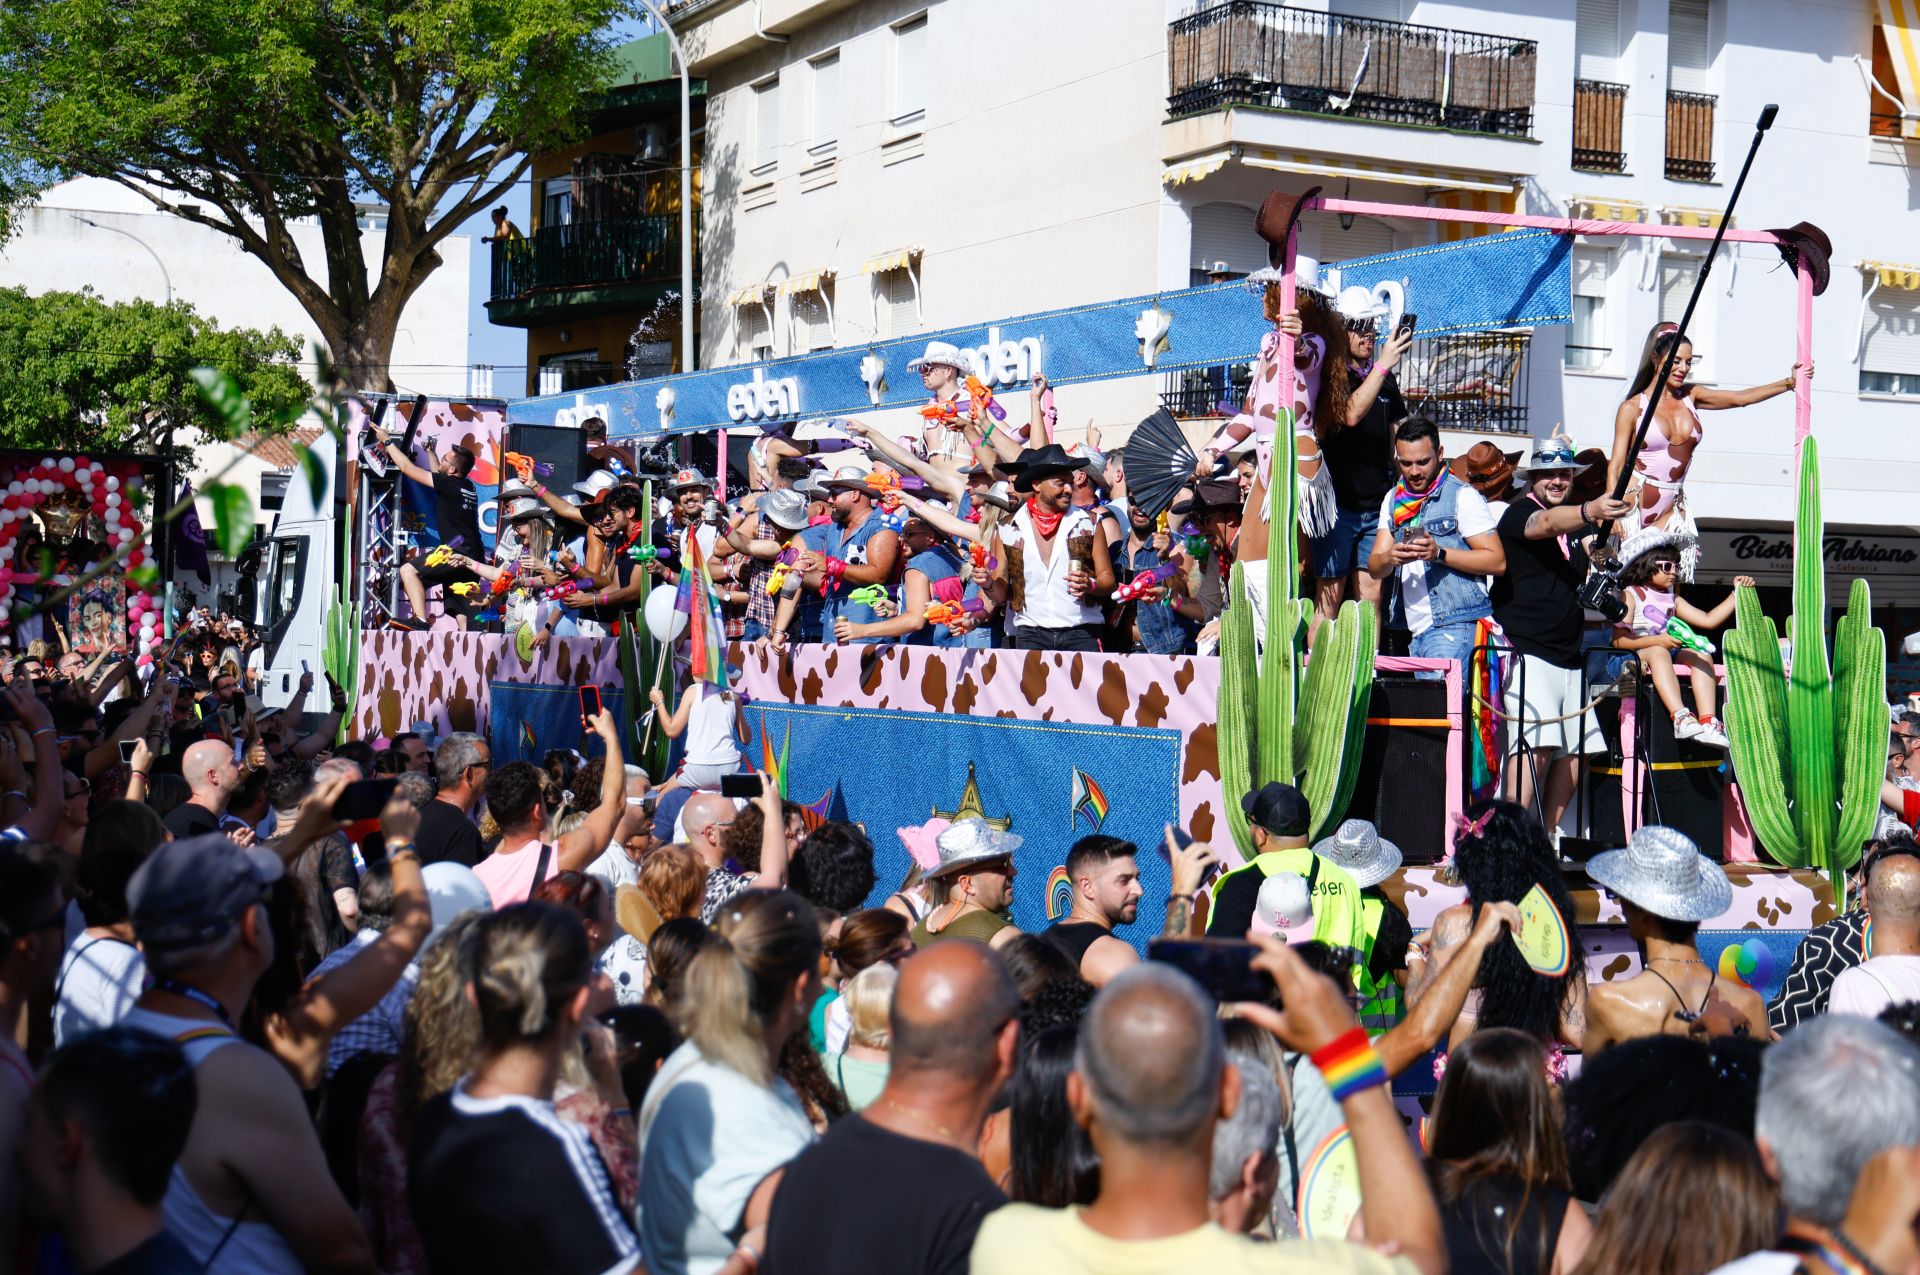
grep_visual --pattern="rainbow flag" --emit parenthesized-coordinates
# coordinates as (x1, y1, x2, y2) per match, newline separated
(677, 531, 729, 688)
(1468, 618, 1503, 795)
(519, 719, 537, 756)
(1070, 768, 1109, 832)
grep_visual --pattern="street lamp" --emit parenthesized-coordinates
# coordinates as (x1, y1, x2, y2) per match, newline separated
(636, 0, 696, 377)
(71, 214, 174, 304)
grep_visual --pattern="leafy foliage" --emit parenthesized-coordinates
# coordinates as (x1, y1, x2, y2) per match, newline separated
(0, 0, 639, 385)
(0, 286, 306, 451)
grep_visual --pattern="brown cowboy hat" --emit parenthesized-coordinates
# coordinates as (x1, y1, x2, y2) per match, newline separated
(1768, 221, 1832, 297)
(1448, 442, 1523, 500)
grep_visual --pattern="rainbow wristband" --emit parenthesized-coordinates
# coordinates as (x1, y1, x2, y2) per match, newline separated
(1311, 1028, 1388, 1102)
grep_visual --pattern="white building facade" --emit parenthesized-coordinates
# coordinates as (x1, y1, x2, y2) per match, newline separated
(675, 0, 1920, 615)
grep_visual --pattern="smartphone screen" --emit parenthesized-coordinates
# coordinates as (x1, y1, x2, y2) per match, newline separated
(579, 685, 603, 725)
(1147, 938, 1276, 1005)
(719, 773, 761, 800)
(331, 777, 399, 823)
(118, 739, 138, 764)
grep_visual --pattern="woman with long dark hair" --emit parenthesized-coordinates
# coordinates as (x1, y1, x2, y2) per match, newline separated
(1572, 1121, 1778, 1275)
(1425, 1028, 1591, 1275)
(1409, 800, 1585, 1068)
(1007, 1024, 1099, 1208)
(1605, 327, 1807, 578)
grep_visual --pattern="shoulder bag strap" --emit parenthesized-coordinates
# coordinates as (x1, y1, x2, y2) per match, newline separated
(532, 842, 553, 895)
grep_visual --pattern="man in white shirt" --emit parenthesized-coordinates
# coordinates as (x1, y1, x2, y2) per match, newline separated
(988, 445, 1116, 652)
(1365, 417, 1505, 670)
(585, 765, 657, 890)
(1830, 840, 1920, 1019)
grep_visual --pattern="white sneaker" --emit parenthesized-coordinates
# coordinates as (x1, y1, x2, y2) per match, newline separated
(1695, 717, 1730, 749)
(1673, 708, 1705, 741)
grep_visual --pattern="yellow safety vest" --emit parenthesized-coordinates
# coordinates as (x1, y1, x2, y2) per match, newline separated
(1356, 893, 1408, 1036)
(1208, 847, 1367, 952)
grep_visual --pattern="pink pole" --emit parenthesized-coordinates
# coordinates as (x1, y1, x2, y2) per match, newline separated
(1794, 258, 1814, 456)
(716, 427, 728, 502)
(1306, 196, 1791, 248)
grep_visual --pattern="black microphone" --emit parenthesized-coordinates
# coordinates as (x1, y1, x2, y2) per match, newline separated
(1758, 103, 1779, 131)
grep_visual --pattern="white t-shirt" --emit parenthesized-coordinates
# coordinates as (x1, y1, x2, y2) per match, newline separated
(54, 933, 145, 1047)
(1706, 1254, 1800, 1275)
(683, 684, 740, 768)
(1376, 484, 1495, 636)
(586, 841, 641, 890)
(637, 1041, 816, 1275)
(1829, 953, 1920, 1018)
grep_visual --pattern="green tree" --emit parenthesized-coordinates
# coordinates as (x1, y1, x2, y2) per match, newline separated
(0, 286, 308, 451)
(0, 0, 635, 389)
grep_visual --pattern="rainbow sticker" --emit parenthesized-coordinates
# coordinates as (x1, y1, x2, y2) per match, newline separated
(1512, 884, 1571, 978)
(1046, 866, 1073, 921)
(1296, 1126, 1361, 1240)
(1717, 938, 1774, 990)
(1070, 768, 1110, 832)
(519, 719, 537, 755)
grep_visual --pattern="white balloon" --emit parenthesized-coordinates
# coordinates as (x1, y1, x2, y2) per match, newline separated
(57, 458, 74, 473)
(106, 493, 121, 508)
(643, 585, 690, 645)
(104, 476, 120, 492)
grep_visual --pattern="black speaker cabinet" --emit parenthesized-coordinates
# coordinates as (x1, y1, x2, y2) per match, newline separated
(1586, 679, 1727, 857)
(505, 422, 590, 494)
(1346, 676, 1452, 865)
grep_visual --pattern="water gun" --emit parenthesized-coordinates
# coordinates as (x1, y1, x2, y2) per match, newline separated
(424, 544, 456, 569)
(863, 464, 909, 511)
(542, 577, 585, 602)
(448, 581, 479, 597)
(1666, 617, 1716, 656)
(505, 451, 553, 482)
(969, 542, 997, 572)
(1114, 563, 1179, 603)
(963, 375, 1007, 423)
(1181, 520, 1210, 560)
(602, 454, 633, 480)
(847, 585, 889, 609)
(924, 597, 988, 628)
(488, 567, 516, 597)
(765, 547, 800, 596)
(626, 543, 661, 563)
(920, 399, 962, 425)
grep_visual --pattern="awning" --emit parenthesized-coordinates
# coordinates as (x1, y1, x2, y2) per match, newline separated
(776, 269, 835, 296)
(1660, 205, 1732, 230)
(1877, 0, 1920, 139)
(1161, 146, 1519, 195)
(859, 247, 921, 274)
(1569, 197, 1646, 223)
(725, 284, 771, 307)
(1863, 259, 1920, 289)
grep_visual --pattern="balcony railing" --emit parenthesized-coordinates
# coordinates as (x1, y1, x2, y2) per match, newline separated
(1573, 80, 1628, 172)
(1160, 364, 1253, 420)
(488, 214, 688, 304)
(1166, 1, 1537, 137)
(1665, 90, 1716, 182)
(1398, 330, 1533, 434)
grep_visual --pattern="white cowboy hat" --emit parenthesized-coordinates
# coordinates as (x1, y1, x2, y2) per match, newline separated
(907, 341, 968, 374)
(1244, 254, 1332, 298)
(666, 467, 713, 494)
(572, 470, 619, 499)
(1615, 527, 1698, 574)
(1334, 285, 1389, 324)
(926, 818, 1022, 878)
(1585, 825, 1733, 924)
(758, 488, 810, 531)
(1311, 819, 1403, 890)
(503, 495, 548, 523)
(498, 480, 538, 502)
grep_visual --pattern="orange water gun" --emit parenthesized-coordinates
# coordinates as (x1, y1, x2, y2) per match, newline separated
(924, 597, 987, 629)
(963, 375, 1007, 423)
(504, 451, 552, 482)
(920, 399, 961, 425)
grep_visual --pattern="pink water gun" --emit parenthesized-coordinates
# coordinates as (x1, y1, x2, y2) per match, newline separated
(1113, 563, 1178, 603)
(541, 577, 585, 602)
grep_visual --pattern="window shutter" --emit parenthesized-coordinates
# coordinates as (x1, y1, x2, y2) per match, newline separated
(1329, 0, 1401, 19)
(1576, 0, 1621, 81)
(1189, 203, 1266, 276)
(739, 304, 770, 359)
(812, 54, 840, 150)
(755, 79, 780, 169)
(1864, 285, 1920, 376)
(1659, 255, 1701, 325)
(1573, 247, 1611, 297)
(894, 17, 928, 119)
(882, 271, 918, 338)
(1668, 0, 1711, 94)
(1314, 214, 1396, 264)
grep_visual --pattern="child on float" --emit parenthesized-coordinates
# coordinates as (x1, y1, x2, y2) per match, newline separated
(1609, 528, 1752, 749)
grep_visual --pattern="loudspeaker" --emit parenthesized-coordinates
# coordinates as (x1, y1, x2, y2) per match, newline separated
(1585, 680, 1727, 857)
(1346, 677, 1452, 865)
(505, 423, 589, 494)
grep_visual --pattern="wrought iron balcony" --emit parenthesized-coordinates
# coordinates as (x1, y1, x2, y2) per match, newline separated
(1160, 365, 1252, 420)
(1573, 80, 1629, 172)
(1166, 1, 1537, 138)
(1398, 330, 1534, 434)
(486, 214, 694, 326)
(1666, 90, 1716, 182)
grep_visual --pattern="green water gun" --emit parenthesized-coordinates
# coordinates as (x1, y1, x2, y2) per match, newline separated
(847, 585, 889, 608)
(627, 544, 661, 562)
(1666, 617, 1715, 656)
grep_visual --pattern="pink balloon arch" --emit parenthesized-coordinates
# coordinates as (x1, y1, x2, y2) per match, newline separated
(0, 455, 156, 661)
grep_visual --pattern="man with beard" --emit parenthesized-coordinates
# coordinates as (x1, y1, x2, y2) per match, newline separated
(1116, 503, 1197, 654)
(988, 445, 1115, 652)
(791, 464, 902, 646)
(642, 468, 715, 582)
(557, 487, 650, 624)
(1041, 835, 1143, 986)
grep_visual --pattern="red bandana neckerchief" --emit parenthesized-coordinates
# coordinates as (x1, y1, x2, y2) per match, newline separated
(1026, 499, 1064, 539)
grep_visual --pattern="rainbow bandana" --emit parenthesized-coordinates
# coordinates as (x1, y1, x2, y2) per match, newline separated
(1389, 474, 1443, 531)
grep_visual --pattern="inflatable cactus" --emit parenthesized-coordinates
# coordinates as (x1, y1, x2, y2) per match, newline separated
(1217, 402, 1377, 860)
(1724, 436, 1886, 896)
(322, 580, 360, 744)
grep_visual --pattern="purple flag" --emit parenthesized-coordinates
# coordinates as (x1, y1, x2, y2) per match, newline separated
(175, 482, 211, 586)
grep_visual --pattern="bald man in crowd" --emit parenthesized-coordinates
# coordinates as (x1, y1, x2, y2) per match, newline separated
(1829, 839, 1920, 1019)
(682, 791, 750, 923)
(970, 948, 1445, 1274)
(165, 740, 243, 839)
(763, 942, 1019, 1274)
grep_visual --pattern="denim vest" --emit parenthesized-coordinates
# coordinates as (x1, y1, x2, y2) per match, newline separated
(908, 546, 989, 649)
(1127, 540, 1197, 655)
(1386, 472, 1494, 631)
(806, 515, 897, 645)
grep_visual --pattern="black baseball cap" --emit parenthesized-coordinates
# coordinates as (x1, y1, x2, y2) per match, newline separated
(128, 833, 283, 955)
(1242, 782, 1311, 837)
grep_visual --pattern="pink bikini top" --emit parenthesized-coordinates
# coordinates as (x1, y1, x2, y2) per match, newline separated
(1634, 392, 1704, 477)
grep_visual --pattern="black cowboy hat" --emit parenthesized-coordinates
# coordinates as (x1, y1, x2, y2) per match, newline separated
(1011, 444, 1081, 492)
(1769, 221, 1832, 297)
(1170, 478, 1244, 516)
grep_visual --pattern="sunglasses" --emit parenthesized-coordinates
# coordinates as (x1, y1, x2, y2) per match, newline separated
(1344, 319, 1380, 335)
(1650, 559, 1679, 573)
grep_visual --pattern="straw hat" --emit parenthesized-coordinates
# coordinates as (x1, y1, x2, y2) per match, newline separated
(1585, 825, 1733, 923)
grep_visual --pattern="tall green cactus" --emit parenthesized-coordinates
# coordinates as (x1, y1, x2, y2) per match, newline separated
(1724, 436, 1886, 897)
(322, 579, 361, 744)
(1216, 394, 1377, 861)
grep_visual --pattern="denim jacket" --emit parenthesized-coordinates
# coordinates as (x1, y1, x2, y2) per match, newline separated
(1386, 472, 1493, 632)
